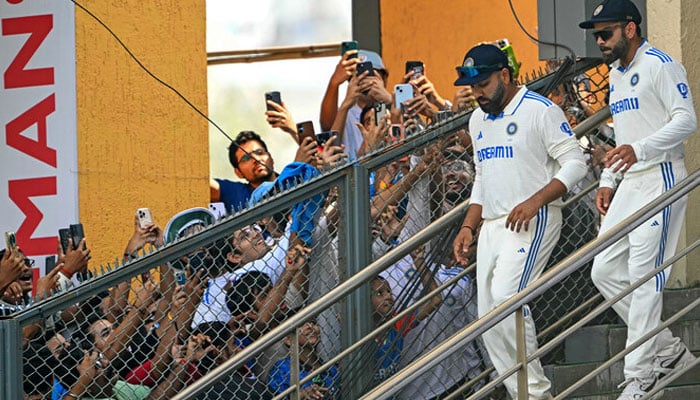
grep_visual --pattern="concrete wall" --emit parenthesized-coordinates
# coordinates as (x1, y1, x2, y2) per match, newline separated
(648, 0, 700, 287)
(379, 0, 541, 105)
(75, 1, 209, 265)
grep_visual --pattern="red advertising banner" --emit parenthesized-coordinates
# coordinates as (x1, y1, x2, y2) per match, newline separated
(1, 0, 78, 280)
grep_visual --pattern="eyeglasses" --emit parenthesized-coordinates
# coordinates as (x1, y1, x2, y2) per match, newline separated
(237, 148, 268, 165)
(592, 23, 627, 42)
(455, 64, 503, 79)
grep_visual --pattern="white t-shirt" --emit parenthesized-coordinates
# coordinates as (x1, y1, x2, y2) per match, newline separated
(191, 230, 291, 328)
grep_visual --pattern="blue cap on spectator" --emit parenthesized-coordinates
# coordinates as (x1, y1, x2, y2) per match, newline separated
(454, 44, 510, 86)
(359, 50, 386, 71)
(164, 207, 215, 244)
(579, 0, 642, 29)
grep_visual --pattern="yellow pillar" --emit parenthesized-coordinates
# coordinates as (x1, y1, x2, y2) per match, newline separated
(75, 1, 209, 265)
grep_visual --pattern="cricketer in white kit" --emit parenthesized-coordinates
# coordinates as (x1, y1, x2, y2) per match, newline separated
(579, 0, 697, 397)
(453, 44, 587, 399)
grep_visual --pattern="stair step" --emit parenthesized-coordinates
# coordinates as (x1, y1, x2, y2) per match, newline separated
(562, 384, 700, 399)
(662, 288, 700, 321)
(564, 319, 700, 364)
(544, 353, 700, 396)
(562, 384, 700, 400)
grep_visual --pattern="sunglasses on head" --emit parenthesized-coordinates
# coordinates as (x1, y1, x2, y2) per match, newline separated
(455, 64, 503, 79)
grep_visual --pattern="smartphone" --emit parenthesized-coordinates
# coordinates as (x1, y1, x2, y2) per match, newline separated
(45, 255, 57, 273)
(58, 228, 71, 253)
(341, 40, 358, 58)
(356, 61, 374, 77)
(69, 224, 85, 250)
(265, 91, 282, 111)
(4, 231, 16, 250)
(316, 131, 340, 147)
(374, 103, 388, 126)
(394, 83, 414, 109)
(136, 208, 153, 229)
(296, 121, 316, 144)
(390, 124, 403, 139)
(175, 270, 187, 286)
(208, 202, 227, 221)
(405, 61, 424, 80)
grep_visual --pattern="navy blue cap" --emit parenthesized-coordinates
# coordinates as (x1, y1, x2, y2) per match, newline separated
(454, 44, 510, 86)
(579, 0, 642, 29)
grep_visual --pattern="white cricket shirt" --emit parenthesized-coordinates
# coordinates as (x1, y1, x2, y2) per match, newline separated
(601, 40, 697, 188)
(469, 86, 585, 220)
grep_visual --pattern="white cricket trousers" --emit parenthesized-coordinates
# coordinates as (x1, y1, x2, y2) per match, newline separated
(591, 161, 688, 380)
(477, 205, 561, 399)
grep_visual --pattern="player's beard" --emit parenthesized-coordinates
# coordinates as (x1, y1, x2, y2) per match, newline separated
(478, 78, 507, 116)
(600, 34, 629, 64)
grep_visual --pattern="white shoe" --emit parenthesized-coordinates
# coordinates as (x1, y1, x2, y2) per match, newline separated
(616, 377, 661, 400)
(654, 346, 696, 378)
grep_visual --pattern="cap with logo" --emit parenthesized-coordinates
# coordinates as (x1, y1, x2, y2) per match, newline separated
(454, 44, 510, 86)
(358, 50, 386, 71)
(579, 0, 642, 29)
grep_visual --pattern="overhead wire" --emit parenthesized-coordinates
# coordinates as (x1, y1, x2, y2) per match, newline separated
(68, 0, 277, 176)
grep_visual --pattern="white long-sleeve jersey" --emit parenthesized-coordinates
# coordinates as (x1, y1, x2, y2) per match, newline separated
(601, 40, 697, 189)
(469, 86, 587, 220)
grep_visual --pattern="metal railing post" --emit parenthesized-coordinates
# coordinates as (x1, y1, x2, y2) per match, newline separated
(515, 309, 528, 400)
(342, 163, 373, 398)
(290, 329, 300, 400)
(0, 318, 23, 400)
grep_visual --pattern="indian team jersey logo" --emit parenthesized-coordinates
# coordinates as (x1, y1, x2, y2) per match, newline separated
(677, 83, 689, 99)
(560, 122, 573, 136)
(506, 122, 517, 135)
(630, 73, 639, 86)
(405, 268, 417, 280)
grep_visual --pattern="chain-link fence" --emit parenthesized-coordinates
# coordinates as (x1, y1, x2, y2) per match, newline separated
(4, 58, 622, 400)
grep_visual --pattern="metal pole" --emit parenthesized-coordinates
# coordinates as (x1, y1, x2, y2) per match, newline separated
(515, 309, 528, 399)
(341, 163, 373, 399)
(291, 329, 300, 400)
(0, 318, 23, 400)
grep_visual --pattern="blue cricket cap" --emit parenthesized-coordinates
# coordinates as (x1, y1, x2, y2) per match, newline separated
(454, 44, 510, 86)
(579, 0, 642, 29)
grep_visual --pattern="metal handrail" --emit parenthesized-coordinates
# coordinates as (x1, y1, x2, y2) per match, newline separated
(171, 198, 471, 400)
(361, 168, 700, 399)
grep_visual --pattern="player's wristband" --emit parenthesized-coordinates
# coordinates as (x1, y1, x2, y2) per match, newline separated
(461, 225, 477, 236)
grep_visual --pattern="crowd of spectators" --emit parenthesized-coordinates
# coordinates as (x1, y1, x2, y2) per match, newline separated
(6, 44, 609, 400)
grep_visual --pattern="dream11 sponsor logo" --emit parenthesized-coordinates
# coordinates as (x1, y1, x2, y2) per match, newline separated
(3, 2, 60, 259)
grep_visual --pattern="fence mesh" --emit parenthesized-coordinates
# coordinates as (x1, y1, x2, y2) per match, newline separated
(10, 59, 625, 400)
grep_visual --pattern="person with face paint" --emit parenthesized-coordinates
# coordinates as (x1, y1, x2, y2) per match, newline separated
(451, 43, 587, 399)
(579, 1, 698, 398)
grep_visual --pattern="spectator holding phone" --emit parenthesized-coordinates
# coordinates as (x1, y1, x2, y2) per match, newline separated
(372, 246, 442, 384)
(210, 131, 278, 213)
(321, 50, 391, 160)
(267, 321, 340, 399)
